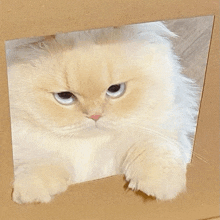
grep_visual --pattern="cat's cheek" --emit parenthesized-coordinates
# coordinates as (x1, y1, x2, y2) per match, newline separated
(34, 92, 83, 127)
(108, 87, 144, 118)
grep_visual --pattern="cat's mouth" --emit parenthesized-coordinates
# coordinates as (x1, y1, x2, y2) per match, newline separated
(57, 119, 113, 137)
(79, 120, 112, 135)
(86, 122, 106, 131)
(71, 123, 108, 138)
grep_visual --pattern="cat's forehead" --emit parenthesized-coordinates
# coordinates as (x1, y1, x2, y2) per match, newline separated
(62, 44, 136, 96)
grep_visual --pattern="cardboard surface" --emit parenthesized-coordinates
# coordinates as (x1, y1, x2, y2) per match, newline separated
(0, 1, 219, 219)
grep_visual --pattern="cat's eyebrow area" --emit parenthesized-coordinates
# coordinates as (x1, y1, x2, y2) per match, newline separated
(66, 89, 81, 96)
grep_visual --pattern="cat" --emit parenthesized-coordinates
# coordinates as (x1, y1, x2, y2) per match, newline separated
(6, 21, 198, 204)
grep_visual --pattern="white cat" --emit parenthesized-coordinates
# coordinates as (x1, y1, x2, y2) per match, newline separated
(6, 21, 198, 204)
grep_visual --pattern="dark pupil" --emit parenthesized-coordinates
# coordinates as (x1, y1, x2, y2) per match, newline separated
(58, 92, 73, 99)
(108, 84, 120, 93)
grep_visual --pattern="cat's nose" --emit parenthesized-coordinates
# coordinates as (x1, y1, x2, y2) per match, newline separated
(89, 114, 101, 121)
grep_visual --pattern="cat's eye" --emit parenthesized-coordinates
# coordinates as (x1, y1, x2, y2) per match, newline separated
(54, 92, 76, 105)
(106, 83, 126, 98)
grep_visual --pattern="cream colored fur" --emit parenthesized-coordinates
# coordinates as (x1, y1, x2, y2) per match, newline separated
(6, 22, 198, 204)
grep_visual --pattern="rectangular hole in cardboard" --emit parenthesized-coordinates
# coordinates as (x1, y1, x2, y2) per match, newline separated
(5, 16, 213, 204)
(0, 0, 218, 219)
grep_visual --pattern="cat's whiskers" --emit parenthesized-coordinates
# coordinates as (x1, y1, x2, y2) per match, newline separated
(118, 120, 209, 165)
(59, 119, 209, 165)
(114, 119, 189, 157)
(53, 124, 90, 137)
(132, 124, 180, 146)
(191, 151, 209, 164)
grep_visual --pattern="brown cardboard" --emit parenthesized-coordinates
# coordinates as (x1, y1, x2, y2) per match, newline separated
(0, 1, 219, 219)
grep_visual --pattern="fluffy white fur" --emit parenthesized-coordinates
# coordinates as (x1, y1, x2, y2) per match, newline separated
(6, 21, 198, 204)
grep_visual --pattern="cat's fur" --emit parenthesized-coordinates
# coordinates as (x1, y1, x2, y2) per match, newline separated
(6, 22, 198, 204)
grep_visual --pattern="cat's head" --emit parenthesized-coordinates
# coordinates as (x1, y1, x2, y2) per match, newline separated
(7, 22, 177, 137)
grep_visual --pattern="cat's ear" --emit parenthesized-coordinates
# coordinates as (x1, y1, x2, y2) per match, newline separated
(5, 36, 44, 51)
(44, 35, 56, 41)
(5, 35, 57, 67)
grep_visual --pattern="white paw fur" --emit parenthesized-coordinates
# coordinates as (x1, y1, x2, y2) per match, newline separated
(122, 142, 186, 200)
(13, 164, 71, 204)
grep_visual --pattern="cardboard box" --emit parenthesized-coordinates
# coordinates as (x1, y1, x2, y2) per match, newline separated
(0, 1, 219, 219)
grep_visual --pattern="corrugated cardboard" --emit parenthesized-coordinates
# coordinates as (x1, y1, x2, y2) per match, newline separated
(0, 1, 219, 219)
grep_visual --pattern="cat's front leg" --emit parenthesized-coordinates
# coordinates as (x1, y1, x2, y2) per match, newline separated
(13, 161, 72, 204)
(122, 140, 186, 200)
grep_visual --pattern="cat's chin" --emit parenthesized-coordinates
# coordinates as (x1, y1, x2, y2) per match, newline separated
(74, 124, 111, 138)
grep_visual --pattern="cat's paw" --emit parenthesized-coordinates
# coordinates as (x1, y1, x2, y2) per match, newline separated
(13, 165, 71, 204)
(122, 144, 186, 200)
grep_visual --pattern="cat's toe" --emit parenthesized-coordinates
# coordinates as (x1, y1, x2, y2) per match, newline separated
(13, 175, 52, 204)
(124, 162, 186, 200)
(126, 174, 186, 201)
(13, 164, 71, 204)
(122, 146, 187, 200)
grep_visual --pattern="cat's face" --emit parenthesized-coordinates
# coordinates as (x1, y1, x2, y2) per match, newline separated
(8, 40, 174, 137)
